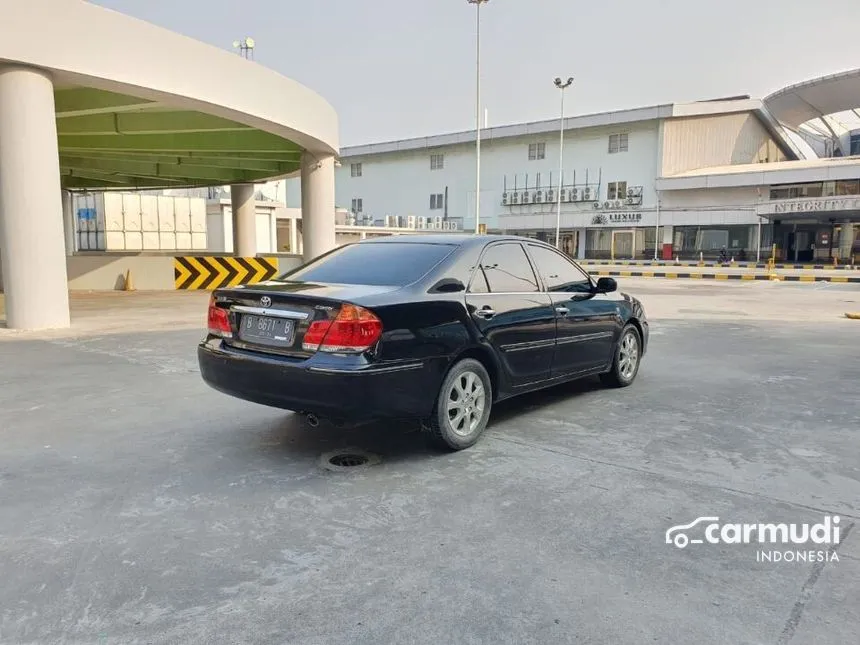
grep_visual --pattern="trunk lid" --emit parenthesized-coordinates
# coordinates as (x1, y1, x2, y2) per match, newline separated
(213, 280, 397, 358)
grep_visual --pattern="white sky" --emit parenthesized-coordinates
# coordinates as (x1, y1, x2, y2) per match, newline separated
(91, 0, 860, 146)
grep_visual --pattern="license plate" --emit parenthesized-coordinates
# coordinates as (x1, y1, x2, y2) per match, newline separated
(239, 315, 295, 347)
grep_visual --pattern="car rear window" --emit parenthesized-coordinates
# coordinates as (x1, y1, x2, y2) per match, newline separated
(281, 242, 457, 286)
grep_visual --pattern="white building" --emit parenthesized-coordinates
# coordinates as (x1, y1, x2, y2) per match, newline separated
(288, 69, 860, 263)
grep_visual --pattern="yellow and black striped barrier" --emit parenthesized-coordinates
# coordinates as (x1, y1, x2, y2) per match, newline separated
(587, 270, 860, 283)
(174, 256, 279, 290)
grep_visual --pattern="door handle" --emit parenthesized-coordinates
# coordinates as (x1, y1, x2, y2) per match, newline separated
(474, 306, 496, 319)
(555, 306, 570, 316)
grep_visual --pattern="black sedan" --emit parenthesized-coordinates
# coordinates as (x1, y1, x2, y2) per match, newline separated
(198, 234, 648, 450)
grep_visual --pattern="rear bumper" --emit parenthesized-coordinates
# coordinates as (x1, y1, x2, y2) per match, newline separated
(198, 340, 442, 420)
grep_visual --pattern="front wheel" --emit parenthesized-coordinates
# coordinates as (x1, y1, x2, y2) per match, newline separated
(600, 324, 641, 388)
(427, 358, 493, 451)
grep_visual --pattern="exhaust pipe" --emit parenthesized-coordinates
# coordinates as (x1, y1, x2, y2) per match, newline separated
(306, 413, 320, 428)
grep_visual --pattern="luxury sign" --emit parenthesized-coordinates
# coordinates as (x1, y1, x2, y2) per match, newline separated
(590, 212, 643, 225)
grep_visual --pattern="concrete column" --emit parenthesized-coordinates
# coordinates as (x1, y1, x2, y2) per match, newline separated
(61, 189, 75, 256)
(576, 228, 587, 259)
(839, 220, 854, 263)
(230, 183, 256, 256)
(0, 66, 70, 329)
(300, 153, 336, 262)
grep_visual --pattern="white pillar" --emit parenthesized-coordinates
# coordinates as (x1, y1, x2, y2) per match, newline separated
(300, 153, 336, 262)
(577, 228, 587, 259)
(661, 225, 674, 260)
(839, 220, 854, 263)
(0, 66, 70, 329)
(230, 183, 256, 256)
(61, 189, 75, 256)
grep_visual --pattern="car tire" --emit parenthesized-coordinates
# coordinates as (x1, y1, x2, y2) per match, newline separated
(428, 358, 493, 451)
(600, 324, 642, 388)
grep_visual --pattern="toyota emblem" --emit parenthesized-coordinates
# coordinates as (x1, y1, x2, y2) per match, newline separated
(260, 296, 272, 308)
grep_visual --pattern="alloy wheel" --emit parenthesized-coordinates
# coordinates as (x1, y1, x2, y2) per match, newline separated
(618, 331, 639, 380)
(446, 370, 486, 437)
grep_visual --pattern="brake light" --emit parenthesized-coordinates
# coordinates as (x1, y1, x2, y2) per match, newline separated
(207, 296, 233, 338)
(302, 303, 382, 353)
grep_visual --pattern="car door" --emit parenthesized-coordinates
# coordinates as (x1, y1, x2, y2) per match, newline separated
(525, 243, 619, 376)
(465, 241, 556, 387)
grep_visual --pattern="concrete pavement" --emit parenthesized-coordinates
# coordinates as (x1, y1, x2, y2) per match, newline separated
(1, 282, 860, 644)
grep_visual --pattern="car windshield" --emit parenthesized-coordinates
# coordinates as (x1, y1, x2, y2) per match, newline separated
(280, 242, 457, 286)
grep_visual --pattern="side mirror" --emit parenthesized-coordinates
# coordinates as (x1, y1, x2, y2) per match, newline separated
(429, 277, 466, 293)
(595, 277, 617, 293)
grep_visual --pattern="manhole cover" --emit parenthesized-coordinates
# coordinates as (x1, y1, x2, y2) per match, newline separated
(319, 449, 381, 472)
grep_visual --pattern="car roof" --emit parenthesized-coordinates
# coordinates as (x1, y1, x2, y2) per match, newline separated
(360, 234, 540, 248)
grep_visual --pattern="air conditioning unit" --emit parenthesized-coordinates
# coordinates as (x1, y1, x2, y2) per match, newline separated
(417, 216, 427, 229)
(558, 188, 568, 203)
(434, 216, 443, 229)
(569, 188, 579, 202)
(502, 192, 509, 206)
(546, 189, 555, 203)
(521, 190, 531, 204)
(511, 192, 520, 205)
(582, 187, 592, 201)
(385, 215, 397, 227)
(534, 190, 544, 204)
(613, 200, 623, 209)
(603, 201, 612, 209)
(592, 201, 602, 210)
(407, 215, 417, 229)
(627, 186, 643, 198)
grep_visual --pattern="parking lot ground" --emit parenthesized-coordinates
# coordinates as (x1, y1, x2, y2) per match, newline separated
(2, 281, 860, 644)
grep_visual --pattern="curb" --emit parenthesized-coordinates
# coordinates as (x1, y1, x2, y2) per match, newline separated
(587, 271, 860, 283)
(580, 261, 855, 270)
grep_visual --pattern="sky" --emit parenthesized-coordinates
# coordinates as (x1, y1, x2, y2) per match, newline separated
(90, 0, 860, 148)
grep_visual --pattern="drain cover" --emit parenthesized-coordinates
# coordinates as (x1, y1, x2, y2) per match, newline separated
(319, 448, 381, 472)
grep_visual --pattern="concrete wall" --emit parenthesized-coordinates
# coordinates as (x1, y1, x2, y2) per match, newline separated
(286, 122, 662, 232)
(67, 254, 175, 290)
(28, 253, 305, 292)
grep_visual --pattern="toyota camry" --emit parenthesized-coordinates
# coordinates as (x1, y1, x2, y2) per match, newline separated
(198, 235, 648, 450)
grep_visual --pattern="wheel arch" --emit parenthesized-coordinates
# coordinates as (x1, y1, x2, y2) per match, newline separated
(448, 343, 505, 402)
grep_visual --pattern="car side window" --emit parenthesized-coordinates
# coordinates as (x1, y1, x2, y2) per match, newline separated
(475, 243, 539, 293)
(527, 244, 593, 293)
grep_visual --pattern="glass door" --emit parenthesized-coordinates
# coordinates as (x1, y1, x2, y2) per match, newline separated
(611, 230, 635, 260)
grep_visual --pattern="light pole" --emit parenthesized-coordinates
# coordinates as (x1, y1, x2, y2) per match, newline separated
(467, 0, 489, 234)
(232, 37, 256, 60)
(553, 77, 573, 250)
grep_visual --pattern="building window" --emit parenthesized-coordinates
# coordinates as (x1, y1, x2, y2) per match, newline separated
(528, 143, 546, 160)
(430, 153, 444, 170)
(351, 198, 363, 213)
(350, 163, 362, 177)
(430, 193, 444, 210)
(608, 133, 629, 154)
(607, 181, 628, 200)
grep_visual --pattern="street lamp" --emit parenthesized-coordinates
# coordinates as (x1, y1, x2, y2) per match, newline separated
(553, 76, 573, 250)
(232, 37, 255, 60)
(467, 0, 489, 234)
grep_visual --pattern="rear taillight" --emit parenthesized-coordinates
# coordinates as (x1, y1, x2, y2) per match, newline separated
(207, 296, 233, 338)
(302, 303, 382, 353)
